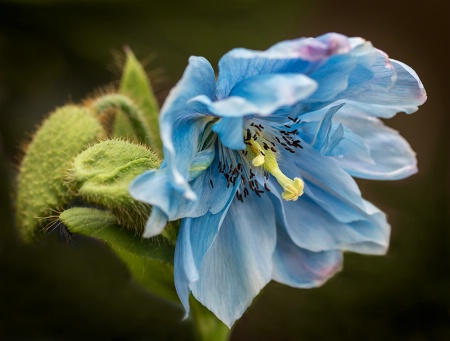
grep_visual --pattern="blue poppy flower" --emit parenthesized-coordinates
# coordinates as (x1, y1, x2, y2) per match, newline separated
(130, 33, 426, 327)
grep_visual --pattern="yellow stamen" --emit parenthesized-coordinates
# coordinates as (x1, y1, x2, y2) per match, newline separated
(252, 154, 265, 167)
(248, 140, 304, 201)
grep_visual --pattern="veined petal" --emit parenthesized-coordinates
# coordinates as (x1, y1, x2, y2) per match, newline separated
(272, 226, 343, 288)
(174, 192, 236, 317)
(283, 144, 368, 223)
(311, 103, 345, 152)
(339, 55, 426, 116)
(268, 33, 351, 59)
(272, 186, 389, 254)
(160, 56, 216, 197)
(229, 73, 318, 115)
(176, 154, 241, 219)
(306, 53, 360, 102)
(217, 33, 351, 98)
(174, 218, 198, 314)
(130, 57, 218, 237)
(165, 114, 210, 198)
(190, 193, 277, 327)
(192, 74, 317, 118)
(333, 111, 417, 180)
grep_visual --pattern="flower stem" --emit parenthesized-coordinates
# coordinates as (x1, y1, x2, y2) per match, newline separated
(91, 94, 153, 147)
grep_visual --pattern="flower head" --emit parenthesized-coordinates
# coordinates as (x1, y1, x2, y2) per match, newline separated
(130, 33, 426, 327)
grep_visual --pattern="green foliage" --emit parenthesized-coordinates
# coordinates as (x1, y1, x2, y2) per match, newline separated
(12, 48, 232, 341)
(190, 297, 230, 341)
(67, 139, 160, 233)
(16, 105, 105, 242)
(120, 49, 162, 156)
(59, 207, 179, 302)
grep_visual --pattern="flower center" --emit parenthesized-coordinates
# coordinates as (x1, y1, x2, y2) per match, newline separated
(214, 117, 305, 202)
(248, 138, 304, 201)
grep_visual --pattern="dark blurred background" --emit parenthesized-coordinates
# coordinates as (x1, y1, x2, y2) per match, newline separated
(0, 0, 449, 339)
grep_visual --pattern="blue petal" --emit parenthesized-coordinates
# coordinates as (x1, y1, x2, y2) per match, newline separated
(164, 113, 211, 200)
(174, 193, 236, 318)
(174, 218, 198, 314)
(130, 169, 179, 220)
(216, 33, 351, 98)
(284, 144, 368, 223)
(272, 226, 343, 288)
(143, 207, 168, 238)
(306, 53, 359, 102)
(301, 114, 373, 165)
(190, 95, 258, 118)
(190, 193, 277, 327)
(269, 33, 351, 59)
(229, 73, 318, 115)
(312, 103, 345, 152)
(274, 188, 390, 254)
(160, 56, 216, 197)
(212, 117, 245, 150)
(270, 146, 390, 254)
(192, 73, 317, 119)
(332, 110, 417, 180)
(338, 54, 426, 116)
(176, 154, 241, 219)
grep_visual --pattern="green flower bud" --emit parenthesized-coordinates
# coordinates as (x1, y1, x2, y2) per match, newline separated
(16, 105, 105, 242)
(67, 139, 160, 233)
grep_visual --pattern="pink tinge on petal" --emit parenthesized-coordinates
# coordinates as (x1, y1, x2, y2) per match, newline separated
(266, 33, 352, 62)
(319, 32, 353, 55)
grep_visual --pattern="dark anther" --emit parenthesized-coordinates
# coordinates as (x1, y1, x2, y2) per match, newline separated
(245, 129, 251, 141)
(210, 179, 214, 188)
(236, 191, 243, 202)
(264, 182, 271, 191)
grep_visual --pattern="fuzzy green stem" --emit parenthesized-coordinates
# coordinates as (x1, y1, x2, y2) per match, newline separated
(92, 94, 152, 146)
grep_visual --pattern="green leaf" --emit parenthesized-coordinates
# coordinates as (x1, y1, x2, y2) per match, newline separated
(67, 139, 160, 234)
(59, 207, 179, 302)
(16, 105, 105, 242)
(120, 48, 162, 156)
